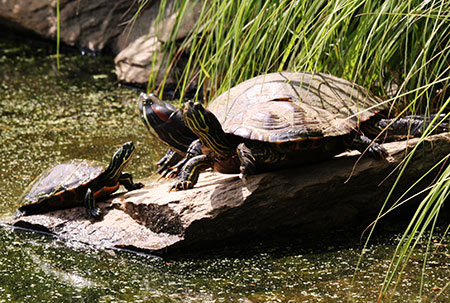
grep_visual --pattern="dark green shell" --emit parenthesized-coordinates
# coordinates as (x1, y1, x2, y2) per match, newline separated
(19, 160, 105, 207)
(207, 72, 386, 142)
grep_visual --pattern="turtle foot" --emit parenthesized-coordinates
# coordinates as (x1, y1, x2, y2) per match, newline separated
(13, 210, 25, 219)
(163, 167, 180, 179)
(156, 162, 180, 179)
(368, 142, 388, 160)
(155, 149, 185, 177)
(237, 143, 257, 180)
(239, 173, 248, 185)
(129, 182, 144, 191)
(171, 180, 194, 191)
(350, 135, 389, 160)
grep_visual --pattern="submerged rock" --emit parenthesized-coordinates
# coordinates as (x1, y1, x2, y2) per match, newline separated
(11, 133, 450, 255)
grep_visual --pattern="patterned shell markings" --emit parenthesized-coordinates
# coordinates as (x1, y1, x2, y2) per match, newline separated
(207, 72, 385, 142)
(19, 160, 104, 206)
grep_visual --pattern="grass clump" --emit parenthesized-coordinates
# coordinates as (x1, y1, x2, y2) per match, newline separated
(154, 0, 449, 113)
(147, 0, 449, 301)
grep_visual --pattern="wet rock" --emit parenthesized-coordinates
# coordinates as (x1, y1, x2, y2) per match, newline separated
(10, 133, 450, 255)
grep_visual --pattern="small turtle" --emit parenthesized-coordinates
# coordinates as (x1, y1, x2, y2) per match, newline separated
(139, 72, 445, 190)
(16, 141, 143, 218)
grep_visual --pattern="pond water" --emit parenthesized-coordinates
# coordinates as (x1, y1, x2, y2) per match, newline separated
(0, 33, 449, 302)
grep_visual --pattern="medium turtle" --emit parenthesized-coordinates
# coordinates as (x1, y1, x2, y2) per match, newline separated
(16, 141, 143, 218)
(138, 94, 197, 177)
(139, 72, 445, 190)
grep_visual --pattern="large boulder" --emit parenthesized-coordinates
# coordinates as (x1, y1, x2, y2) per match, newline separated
(10, 133, 450, 255)
(0, 0, 202, 84)
(0, 0, 160, 54)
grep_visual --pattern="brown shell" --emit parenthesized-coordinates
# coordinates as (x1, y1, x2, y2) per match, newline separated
(18, 160, 104, 206)
(207, 72, 386, 142)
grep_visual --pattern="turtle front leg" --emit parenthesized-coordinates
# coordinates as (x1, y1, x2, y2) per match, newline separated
(167, 139, 203, 178)
(119, 173, 144, 191)
(236, 143, 256, 182)
(155, 148, 184, 178)
(236, 142, 284, 182)
(172, 154, 214, 190)
(84, 188, 102, 218)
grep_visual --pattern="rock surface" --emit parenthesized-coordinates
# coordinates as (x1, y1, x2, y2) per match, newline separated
(114, 36, 166, 84)
(114, 1, 202, 85)
(11, 133, 450, 255)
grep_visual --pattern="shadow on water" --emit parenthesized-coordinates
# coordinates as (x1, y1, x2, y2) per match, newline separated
(0, 31, 449, 302)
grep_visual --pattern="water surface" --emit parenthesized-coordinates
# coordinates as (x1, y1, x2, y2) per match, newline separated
(0, 33, 164, 217)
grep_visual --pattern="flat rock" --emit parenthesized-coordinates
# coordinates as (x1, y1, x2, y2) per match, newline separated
(11, 133, 450, 255)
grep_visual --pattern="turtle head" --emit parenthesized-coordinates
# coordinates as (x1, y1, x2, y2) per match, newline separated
(183, 101, 233, 157)
(109, 141, 135, 173)
(138, 93, 197, 153)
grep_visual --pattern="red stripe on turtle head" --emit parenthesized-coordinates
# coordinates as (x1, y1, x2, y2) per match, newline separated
(152, 104, 172, 123)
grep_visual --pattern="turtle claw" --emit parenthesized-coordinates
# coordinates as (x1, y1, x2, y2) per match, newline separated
(158, 167, 179, 179)
(156, 165, 173, 178)
(156, 164, 181, 179)
(155, 149, 185, 178)
(13, 210, 25, 219)
(86, 207, 102, 218)
(166, 167, 180, 179)
(239, 173, 249, 185)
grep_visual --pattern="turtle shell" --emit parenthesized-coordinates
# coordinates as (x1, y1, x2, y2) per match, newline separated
(207, 72, 386, 142)
(19, 160, 105, 207)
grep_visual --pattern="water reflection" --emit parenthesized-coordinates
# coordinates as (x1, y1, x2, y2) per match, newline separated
(1, 225, 449, 302)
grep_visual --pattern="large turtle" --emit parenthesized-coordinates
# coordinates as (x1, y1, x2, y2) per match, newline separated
(16, 141, 143, 218)
(139, 72, 444, 190)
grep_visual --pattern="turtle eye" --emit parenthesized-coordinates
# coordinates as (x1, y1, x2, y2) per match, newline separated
(168, 110, 179, 120)
(193, 102, 204, 110)
(139, 93, 151, 105)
